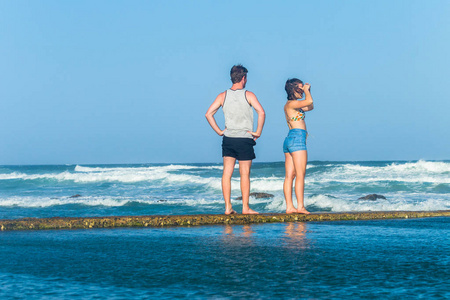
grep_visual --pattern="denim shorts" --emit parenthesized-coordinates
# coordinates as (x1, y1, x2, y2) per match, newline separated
(283, 129, 307, 153)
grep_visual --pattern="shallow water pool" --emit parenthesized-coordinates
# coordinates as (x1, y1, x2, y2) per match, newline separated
(0, 217, 449, 299)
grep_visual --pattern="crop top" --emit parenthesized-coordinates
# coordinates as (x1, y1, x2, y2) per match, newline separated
(291, 108, 305, 121)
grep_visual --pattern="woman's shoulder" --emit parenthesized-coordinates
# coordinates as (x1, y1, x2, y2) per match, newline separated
(285, 100, 297, 108)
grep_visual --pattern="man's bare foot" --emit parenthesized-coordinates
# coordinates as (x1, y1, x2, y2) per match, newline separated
(286, 208, 298, 214)
(225, 209, 237, 215)
(242, 208, 259, 214)
(297, 207, 310, 214)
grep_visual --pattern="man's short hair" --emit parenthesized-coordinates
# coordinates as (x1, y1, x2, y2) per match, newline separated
(285, 78, 304, 100)
(230, 65, 248, 84)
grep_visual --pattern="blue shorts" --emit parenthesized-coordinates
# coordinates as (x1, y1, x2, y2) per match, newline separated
(283, 129, 307, 153)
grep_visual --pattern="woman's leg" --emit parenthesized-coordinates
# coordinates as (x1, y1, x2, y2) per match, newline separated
(291, 150, 310, 214)
(284, 153, 297, 213)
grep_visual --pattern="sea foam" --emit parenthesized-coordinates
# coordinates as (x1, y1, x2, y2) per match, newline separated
(0, 161, 448, 213)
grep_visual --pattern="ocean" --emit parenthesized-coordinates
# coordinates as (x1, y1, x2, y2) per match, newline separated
(0, 160, 449, 218)
(1, 160, 449, 299)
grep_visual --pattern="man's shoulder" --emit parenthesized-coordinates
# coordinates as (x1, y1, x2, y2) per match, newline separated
(245, 90, 257, 98)
(216, 91, 227, 99)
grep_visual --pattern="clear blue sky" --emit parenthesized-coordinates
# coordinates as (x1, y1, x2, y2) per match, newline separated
(1, 0, 449, 165)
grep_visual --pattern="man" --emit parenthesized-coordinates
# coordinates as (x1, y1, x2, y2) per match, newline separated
(205, 65, 265, 215)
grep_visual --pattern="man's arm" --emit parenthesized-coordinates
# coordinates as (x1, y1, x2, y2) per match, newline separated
(205, 92, 226, 136)
(246, 91, 265, 140)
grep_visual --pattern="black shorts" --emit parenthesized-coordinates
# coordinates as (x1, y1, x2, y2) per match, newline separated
(222, 136, 256, 160)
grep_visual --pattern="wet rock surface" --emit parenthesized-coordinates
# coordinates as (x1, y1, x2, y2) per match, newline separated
(235, 192, 274, 200)
(0, 211, 449, 231)
(358, 194, 387, 200)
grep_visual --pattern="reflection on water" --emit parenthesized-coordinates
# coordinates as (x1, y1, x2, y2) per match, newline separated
(223, 224, 255, 237)
(222, 222, 310, 242)
(283, 222, 311, 249)
(221, 222, 313, 252)
(242, 225, 254, 237)
(217, 222, 316, 295)
(221, 224, 256, 251)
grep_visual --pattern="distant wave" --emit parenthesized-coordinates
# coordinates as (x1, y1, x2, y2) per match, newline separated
(1, 192, 449, 212)
(0, 196, 163, 208)
(0, 161, 449, 186)
(0, 196, 131, 207)
(0, 168, 220, 185)
(74, 164, 223, 172)
(307, 160, 450, 184)
(1, 161, 449, 215)
(306, 194, 450, 212)
(0, 195, 225, 208)
(334, 160, 450, 174)
(265, 194, 450, 213)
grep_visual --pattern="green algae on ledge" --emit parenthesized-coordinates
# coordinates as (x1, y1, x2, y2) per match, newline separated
(1, 210, 449, 231)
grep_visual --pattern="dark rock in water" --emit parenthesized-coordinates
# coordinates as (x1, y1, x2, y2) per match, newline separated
(69, 194, 82, 198)
(358, 194, 386, 201)
(236, 192, 274, 200)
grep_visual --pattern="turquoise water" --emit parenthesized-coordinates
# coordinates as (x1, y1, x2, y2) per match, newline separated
(1, 160, 449, 219)
(1, 217, 449, 299)
(1, 161, 449, 298)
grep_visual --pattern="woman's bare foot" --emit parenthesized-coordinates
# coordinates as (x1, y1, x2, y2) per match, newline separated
(242, 208, 259, 214)
(286, 207, 298, 214)
(297, 207, 310, 214)
(225, 209, 237, 215)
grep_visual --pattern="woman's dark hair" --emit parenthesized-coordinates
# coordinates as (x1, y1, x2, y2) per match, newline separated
(230, 65, 248, 84)
(285, 78, 303, 100)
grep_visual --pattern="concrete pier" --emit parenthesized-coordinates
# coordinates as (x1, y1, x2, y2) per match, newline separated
(1, 210, 449, 231)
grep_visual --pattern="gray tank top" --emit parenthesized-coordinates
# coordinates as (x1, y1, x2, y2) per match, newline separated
(222, 89, 253, 139)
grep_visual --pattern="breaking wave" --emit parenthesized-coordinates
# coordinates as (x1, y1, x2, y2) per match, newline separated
(0, 160, 448, 215)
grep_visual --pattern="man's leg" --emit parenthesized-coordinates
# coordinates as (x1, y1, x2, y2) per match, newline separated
(238, 160, 258, 214)
(222, 156, 236, 214)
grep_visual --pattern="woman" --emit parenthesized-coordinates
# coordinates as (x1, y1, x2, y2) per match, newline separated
(283, 78, 314, 214)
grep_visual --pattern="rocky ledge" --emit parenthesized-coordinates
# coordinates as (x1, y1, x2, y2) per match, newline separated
(1, 211, 449, 231)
